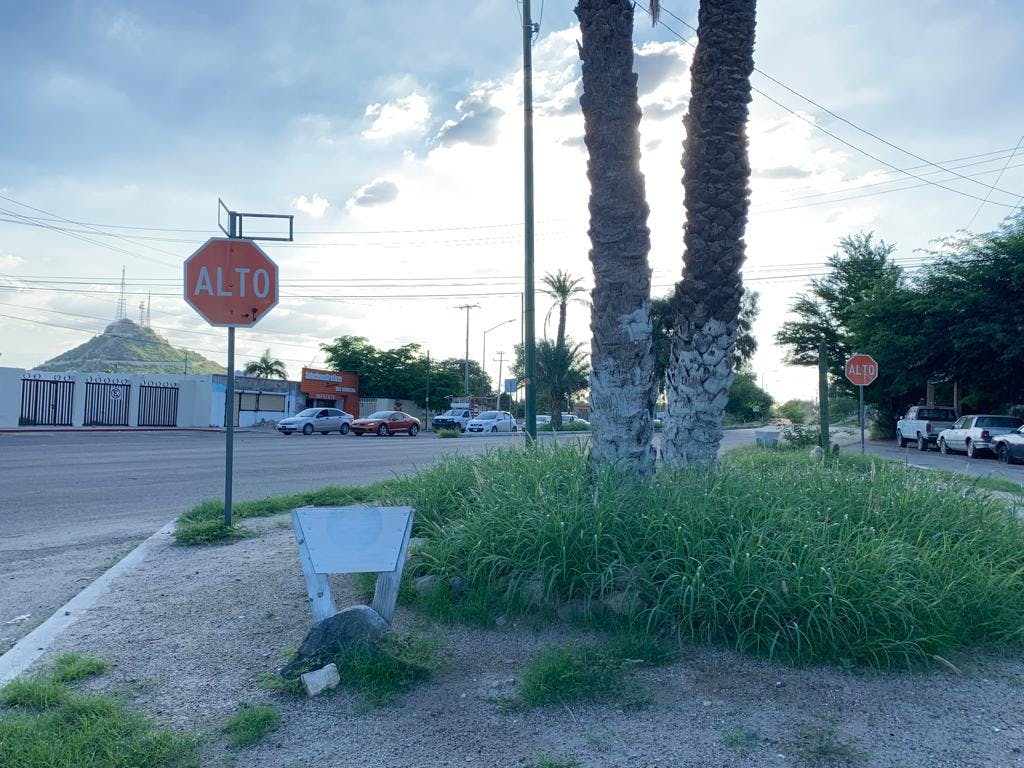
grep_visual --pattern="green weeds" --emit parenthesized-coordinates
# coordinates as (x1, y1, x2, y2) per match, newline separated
(221, 704, 280, 748)
(0, 654, 197, 767)
(435, 428, 461, 438)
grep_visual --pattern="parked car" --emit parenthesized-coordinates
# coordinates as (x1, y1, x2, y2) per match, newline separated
(992, 426, 1024, 464)
(466, 410, 518, 434)
(896, 405, 958, 451)
(937, 415, 1024, 458)
(277, 407, 353, 435)
(351, 411, 420, 437)
(431, 405, 474, 433)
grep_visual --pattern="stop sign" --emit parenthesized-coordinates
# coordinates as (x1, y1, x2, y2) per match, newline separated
(845, 353, 878, 386)
(183, 238, 278, 327)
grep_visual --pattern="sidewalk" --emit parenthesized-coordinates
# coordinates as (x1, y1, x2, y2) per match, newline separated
(6, 513, 1023, 767)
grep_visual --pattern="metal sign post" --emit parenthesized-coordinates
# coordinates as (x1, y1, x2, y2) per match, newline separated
(844, 353, 879, 457)
(859, 384, 865, 455)
(182, 200, 291, 527)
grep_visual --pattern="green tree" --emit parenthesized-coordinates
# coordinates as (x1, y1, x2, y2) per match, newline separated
(575, 0, 659, 477)
(775, 233, 929, 431)
(243, 349, 287, 379)
(664, 0, 758, 467)
(513, 339, 590, 425)
(725, 372, 773, 423)
(917, 217, 1024, 411)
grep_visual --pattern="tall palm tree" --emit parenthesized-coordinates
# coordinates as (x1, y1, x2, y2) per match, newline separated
(664, 0, 757, 466)
(575, 0, 659, 478)
(244, 349, 287, 379)
(541, 270, 588, 349)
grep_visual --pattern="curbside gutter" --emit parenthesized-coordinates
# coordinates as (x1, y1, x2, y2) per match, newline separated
(0, 519, 177, 686)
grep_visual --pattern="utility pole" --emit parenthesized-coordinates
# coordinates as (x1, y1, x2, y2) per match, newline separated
(818, 341, 830, 452)
(455, 304, 479, 395)
(521, 0, 538, 439)
(483, 318, 516, 389)
(425, 350, 431, 429)
(494, 351, 506, 410)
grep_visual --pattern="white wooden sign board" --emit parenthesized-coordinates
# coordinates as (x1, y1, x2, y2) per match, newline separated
(291, 505, 414, 625)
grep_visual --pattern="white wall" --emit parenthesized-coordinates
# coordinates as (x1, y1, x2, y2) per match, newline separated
(0, 367, 218, 428)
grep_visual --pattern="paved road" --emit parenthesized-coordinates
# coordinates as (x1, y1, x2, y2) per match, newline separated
(861, 438, 1024, 487)
(0, 428, 756, 651)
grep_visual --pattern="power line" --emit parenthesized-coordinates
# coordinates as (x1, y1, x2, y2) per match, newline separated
(638, 3, 1023, 209)
(655, 3, 1024, 203)
(965, 134, 1024, 230)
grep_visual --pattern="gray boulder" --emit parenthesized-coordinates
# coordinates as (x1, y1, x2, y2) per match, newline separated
(280, 605, 388, 678)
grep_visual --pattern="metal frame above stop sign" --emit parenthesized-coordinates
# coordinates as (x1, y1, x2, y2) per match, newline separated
(183, 237, 279, 327)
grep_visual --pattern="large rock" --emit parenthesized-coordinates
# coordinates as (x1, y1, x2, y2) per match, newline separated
(281, 605, 388, 678)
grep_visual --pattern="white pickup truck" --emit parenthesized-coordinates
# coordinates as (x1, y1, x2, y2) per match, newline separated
(895, 406, 958, 451)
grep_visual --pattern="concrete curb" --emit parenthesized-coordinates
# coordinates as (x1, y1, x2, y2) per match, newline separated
(0, 519, 177, 686)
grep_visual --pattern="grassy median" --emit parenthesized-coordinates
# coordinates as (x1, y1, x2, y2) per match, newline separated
(175, 444, 1024, 669)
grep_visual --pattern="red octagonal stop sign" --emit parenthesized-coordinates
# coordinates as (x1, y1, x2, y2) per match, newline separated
(183, 238, 278, 327)
(845, 353, 878, 386)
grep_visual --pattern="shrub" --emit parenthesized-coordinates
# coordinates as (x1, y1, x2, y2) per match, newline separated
(435, 428, 462, 438)
(781, 423, 820, 449)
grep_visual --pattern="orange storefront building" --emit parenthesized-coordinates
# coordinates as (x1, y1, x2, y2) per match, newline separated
(300, 367, 359, 414)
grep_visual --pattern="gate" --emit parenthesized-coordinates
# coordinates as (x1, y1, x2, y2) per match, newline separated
(19, 378, 75, 426)
(138, 385, 178, 427)
(84, 382, 131, 426)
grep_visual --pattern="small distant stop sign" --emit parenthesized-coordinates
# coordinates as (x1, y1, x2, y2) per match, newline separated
(845, 354, 878, 386)
(183, 238, 278, 327)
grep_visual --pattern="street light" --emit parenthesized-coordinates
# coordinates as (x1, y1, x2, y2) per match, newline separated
(483, 318, 516, 390)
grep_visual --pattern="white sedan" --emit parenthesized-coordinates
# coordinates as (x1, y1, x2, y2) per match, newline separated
(466, 410, 518, 434)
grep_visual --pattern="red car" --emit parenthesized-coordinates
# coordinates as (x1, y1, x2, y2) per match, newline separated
(351, 411, 421, 436)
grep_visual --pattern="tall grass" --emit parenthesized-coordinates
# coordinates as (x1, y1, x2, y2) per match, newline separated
(406, 446, 1024, 668)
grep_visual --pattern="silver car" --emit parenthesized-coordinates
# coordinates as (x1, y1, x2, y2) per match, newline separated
(938, 415, 1024, 458)
(277, 407, 353, 435)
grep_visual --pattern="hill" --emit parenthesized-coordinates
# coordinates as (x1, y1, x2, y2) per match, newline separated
(35, 319, 225, 375)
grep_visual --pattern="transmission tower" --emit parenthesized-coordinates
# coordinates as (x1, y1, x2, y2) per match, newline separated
(146, 294, 152, 327)
(115, 266, 127, 321)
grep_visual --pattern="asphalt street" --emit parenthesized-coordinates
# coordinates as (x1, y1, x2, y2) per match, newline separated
(2, 426, 1021, 654)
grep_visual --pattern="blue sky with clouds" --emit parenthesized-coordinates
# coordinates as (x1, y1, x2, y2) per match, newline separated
(2, 1, 1023, 400)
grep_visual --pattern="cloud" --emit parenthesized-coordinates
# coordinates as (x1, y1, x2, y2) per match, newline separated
(756, 166, 814, 180)
(362, 92, 431, 140)
(434, 90, 504, 147)
(0, 254, 24, 269)
(347, 178, 399, 208)
(634, 42, 690, 95)
(292, 193, 331, 218)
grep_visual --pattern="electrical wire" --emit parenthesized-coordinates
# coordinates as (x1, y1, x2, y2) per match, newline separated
(965, 134, 1024, 230)
(655, 3, 1024, 202)
(637, 3, 1023, 208)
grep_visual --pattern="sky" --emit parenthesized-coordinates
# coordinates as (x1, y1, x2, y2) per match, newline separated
(2, 0, 1023, 403)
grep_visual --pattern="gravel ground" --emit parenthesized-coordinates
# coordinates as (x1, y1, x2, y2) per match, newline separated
(35, 515, 1024, 768)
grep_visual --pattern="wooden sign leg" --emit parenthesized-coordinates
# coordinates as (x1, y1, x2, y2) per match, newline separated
(292, 509, 335, 622)
(371, 510, 415, 624)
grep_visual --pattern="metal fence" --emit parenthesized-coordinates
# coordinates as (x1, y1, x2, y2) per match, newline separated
(83, 382, 131, 426)
(137, 385, 178, 427)
(19, 378, 75, 426)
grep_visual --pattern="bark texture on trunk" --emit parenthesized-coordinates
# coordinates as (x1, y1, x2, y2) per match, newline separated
(576, 0, 656, 478)
(664, 0, 756, 467)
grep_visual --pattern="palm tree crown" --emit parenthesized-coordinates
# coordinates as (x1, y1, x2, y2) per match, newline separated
(541, 270, 588, 348)
(244, 349, 287, 379)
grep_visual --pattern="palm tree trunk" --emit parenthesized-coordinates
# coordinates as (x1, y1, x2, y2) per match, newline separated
(664, 0, 757, 467)
(576, 0, 657, 478)
(556, 303, 567, 350)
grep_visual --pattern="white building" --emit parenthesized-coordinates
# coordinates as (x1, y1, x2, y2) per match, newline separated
(0, 367, 304, 429)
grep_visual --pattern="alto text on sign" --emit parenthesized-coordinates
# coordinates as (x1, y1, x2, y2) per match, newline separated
(183, 238, 279, 327)
(844, 354, 879, 387)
